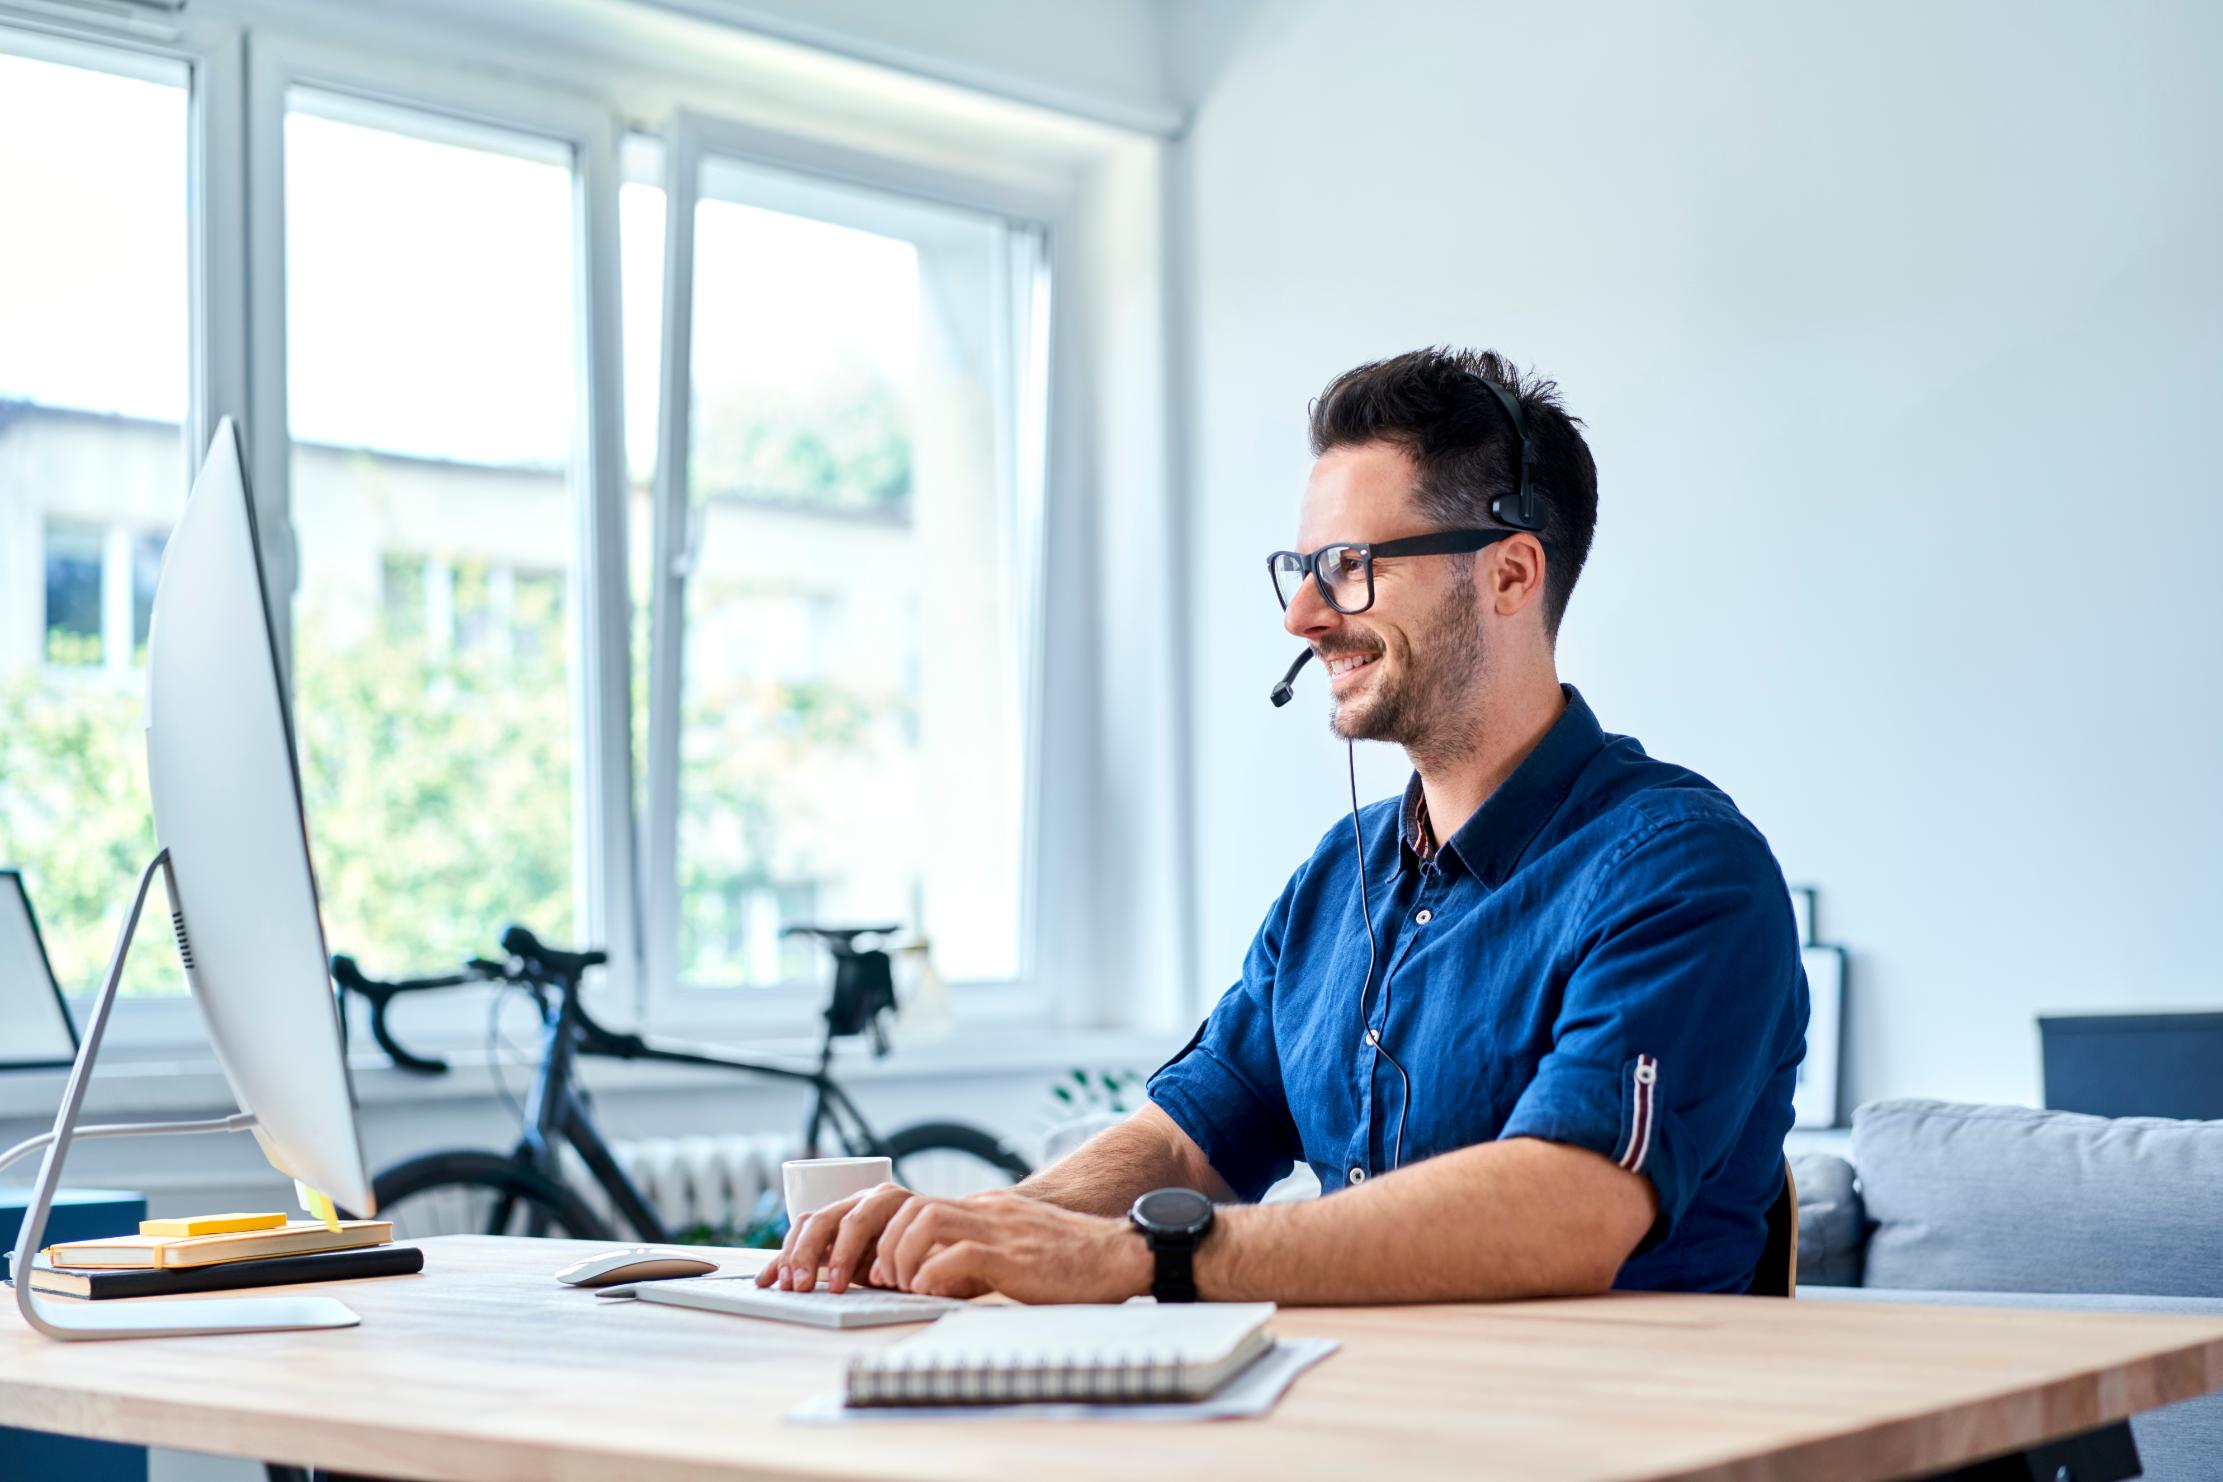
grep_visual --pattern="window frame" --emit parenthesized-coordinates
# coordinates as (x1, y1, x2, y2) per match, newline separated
(640, 109, 1061, 1035)
(10, 1, 1153, 1060)
(240, 31, 641, 1033)
(0, 8, 252, 456)
(0, 8, 246, 1049)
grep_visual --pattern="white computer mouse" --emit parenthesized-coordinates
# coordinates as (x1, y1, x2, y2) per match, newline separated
(554, 1246, 719, 1288)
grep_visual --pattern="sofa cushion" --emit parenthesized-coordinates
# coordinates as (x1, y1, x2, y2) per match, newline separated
(1853, 1099, 2223, 1297)
(1788, 1152, 1863, 1287)
(1804, 1287, 2223, 1482)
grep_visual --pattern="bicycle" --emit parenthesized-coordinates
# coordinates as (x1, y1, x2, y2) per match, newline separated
(329, 923, 1031, 1243)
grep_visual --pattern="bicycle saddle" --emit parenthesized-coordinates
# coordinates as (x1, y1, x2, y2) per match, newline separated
(501, 924, 607, 979)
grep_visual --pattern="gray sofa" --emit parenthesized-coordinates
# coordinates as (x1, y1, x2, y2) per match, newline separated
(1794, 1099, 2223, 1480)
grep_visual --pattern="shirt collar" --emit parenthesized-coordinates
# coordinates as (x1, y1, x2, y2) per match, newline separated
(1398, 685, 1608, 887)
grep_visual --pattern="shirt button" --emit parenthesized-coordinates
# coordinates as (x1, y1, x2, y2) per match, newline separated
(1349, 1167, 1368, 1184)
(1366, 1027, 1381, 1045)
(1415, 908, 1433, 925)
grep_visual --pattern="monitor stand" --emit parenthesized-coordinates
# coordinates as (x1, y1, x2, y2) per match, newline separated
(4, 851, 359, 1340)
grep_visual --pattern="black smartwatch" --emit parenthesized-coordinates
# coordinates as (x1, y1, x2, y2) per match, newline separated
(1128, 1187, 1214, 1302)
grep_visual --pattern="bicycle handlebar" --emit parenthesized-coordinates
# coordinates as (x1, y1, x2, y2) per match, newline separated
(330, 928, 612, 1076)
(328, 953, 497, 1074)
(329, 954, 484, 997)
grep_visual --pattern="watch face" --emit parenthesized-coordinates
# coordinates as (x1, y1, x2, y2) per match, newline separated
(1135, 1186, 1213, 1236)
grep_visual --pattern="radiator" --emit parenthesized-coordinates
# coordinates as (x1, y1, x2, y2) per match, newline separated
(563, 1132, 798, 1236)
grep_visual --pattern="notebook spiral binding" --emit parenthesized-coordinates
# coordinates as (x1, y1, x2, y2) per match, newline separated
(843, 1352, 1191, 1407)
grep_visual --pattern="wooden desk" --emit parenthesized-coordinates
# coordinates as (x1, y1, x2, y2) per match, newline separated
(3, 1236, 2220, 1481)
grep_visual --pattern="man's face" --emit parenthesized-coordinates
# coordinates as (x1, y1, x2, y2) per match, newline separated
(1284, 441, 1488, 753)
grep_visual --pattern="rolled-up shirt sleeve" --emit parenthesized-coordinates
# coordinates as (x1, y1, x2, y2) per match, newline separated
(1146, 877, 1304, 1202)
(1498, 813, 1806, 1250)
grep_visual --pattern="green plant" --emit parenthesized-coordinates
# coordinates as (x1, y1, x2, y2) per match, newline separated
(0, 671, 178, 995)
(1048, 1067, 1145, 1120)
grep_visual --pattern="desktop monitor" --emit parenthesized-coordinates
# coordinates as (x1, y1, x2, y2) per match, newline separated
(10, 419, 373, 1339)
(143, 418, 374, 1218)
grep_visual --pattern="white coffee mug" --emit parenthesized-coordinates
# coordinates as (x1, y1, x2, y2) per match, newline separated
(783, 1155, 893, 1225)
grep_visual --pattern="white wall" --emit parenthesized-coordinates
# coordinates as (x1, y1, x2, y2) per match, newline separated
(1171, 0, 2223, 1110)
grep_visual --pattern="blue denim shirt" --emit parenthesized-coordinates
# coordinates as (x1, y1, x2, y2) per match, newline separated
(1148, 687, 1807, 1293)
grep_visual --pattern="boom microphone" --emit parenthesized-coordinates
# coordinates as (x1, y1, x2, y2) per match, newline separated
(1269, 648, 1314, 708)
(1264, 638, 1408, 1165)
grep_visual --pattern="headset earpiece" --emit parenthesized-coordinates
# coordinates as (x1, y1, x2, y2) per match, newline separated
(1479, 377, 1545, 533)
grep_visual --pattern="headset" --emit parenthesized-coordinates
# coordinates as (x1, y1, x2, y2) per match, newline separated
(1266, 372, 1541, 1173)
(1478, 376, 1543, 534)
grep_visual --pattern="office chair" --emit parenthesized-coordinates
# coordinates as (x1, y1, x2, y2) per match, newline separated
(1751, 1159, 1799, 1297)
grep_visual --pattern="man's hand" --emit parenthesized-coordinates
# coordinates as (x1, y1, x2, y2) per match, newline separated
(876, 1189, 1151, 1302)
(758, 1180, 917, 1293)
(756, 1180, 1150, 1302)
(756, 1108, 1223, 1300)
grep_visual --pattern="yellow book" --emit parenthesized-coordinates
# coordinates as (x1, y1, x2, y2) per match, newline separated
(138, 1212, 288, 1239)
(47, 1220, 392, 1271)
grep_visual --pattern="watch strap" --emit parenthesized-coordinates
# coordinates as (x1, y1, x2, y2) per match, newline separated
(1149, 1230, 1198, 1303)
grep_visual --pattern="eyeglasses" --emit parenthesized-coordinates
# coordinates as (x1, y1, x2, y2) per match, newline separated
(1266, 529, 1542, 615)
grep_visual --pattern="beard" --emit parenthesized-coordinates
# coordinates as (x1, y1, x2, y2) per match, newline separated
(1328, 571, 1487, 766)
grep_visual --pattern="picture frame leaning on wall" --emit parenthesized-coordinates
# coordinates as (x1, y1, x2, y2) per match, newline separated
(1794, 944, 1846, 1128)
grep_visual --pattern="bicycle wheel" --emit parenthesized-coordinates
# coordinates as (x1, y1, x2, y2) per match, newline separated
(881, 1121, 1031, 1198)
(367, 1149, 613, 1241)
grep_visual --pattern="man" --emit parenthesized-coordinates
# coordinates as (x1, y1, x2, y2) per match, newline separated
(765, 347, 1807, 1304)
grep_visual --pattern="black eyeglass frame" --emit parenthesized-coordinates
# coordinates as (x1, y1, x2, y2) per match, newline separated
(1266, 528, 1553, 615)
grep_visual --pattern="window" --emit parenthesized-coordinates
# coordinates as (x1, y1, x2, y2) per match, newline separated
(41, 520, 105, 666)
(129, 530, 163, 659)
(378, 552, 563, 660)
(381, 554, 428, 640)
(4, 20, 1089, 1044)
(36, 521, 167, 669)
(0, 38, 192, 998)
(281, 88, 584, 976)
(640, 123, 1049, 1006)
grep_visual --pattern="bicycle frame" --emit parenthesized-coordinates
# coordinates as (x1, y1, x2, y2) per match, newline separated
(493, 979, 897, 1242)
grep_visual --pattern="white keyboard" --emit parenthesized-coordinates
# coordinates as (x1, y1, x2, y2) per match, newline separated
(625, 1275, 964, 1329)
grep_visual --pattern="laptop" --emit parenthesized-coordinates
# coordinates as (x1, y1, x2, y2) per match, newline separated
(1, 869, 80, 1070)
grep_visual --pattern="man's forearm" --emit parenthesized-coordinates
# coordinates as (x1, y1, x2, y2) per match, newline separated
(1193, 1137, 1656, 1304)
(1015, 1103, 1233, 1217)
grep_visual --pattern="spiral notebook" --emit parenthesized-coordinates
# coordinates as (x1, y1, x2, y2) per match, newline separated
(842, 1302, 1277, 1408)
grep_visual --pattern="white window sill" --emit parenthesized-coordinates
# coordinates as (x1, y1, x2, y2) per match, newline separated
(0, 1027, 1180, 1124)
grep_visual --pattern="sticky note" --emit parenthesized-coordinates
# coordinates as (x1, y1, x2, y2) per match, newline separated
(139, 1212, 287, 1238)
(296, 1181, 343, 1235)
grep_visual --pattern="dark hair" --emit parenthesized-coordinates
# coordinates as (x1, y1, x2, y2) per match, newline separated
(1307, 347, 1598, 638)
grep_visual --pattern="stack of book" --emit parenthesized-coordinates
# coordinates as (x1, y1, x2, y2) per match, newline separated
(32, 1211, 421, 1301)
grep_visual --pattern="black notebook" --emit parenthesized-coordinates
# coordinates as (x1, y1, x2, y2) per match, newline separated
(29, 1243, 424, 1300)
